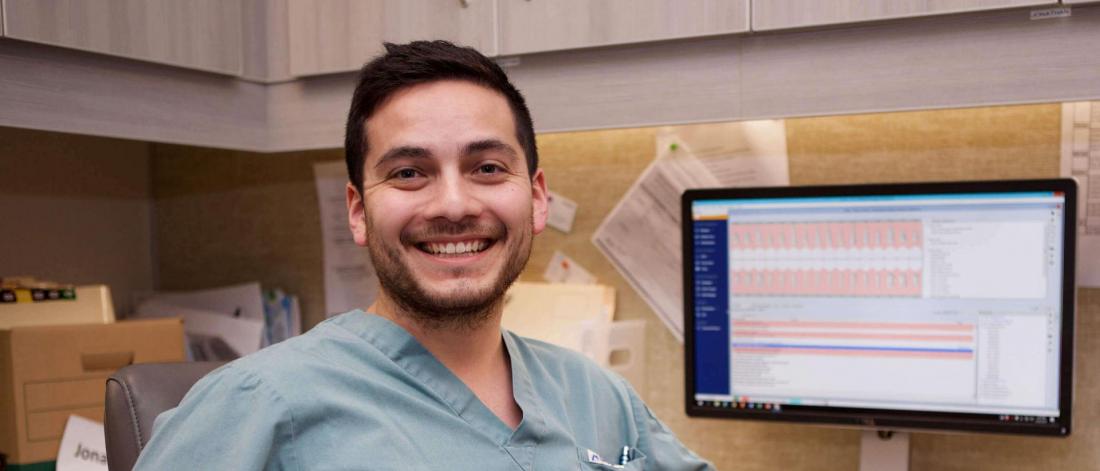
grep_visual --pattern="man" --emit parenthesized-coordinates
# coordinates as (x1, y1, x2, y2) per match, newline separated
(134, 41, 713, 470)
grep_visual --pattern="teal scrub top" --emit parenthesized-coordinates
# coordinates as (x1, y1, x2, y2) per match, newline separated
(133, 311, 715, 470)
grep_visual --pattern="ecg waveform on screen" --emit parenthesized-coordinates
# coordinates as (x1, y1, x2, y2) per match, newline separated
(729, 220, 923, 297)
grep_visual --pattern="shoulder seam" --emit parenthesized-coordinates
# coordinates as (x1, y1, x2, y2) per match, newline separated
(227, 364, 303, 471)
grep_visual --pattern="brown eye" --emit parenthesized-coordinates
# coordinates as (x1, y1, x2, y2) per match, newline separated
(395, 168, 420, 179)
(478, 164, 501, 174)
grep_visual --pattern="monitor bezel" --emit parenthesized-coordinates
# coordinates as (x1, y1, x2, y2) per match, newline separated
(682, 179, 1077, 436)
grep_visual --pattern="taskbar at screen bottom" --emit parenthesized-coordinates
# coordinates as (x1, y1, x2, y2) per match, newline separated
(693, 395, 1060, 418)
(687, 400, 1070, 436)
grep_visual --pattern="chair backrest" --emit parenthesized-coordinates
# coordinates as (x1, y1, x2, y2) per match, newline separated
(104, 361, 226, 471)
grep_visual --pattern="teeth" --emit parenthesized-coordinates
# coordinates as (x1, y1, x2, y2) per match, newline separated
(423, 240, 488, 255)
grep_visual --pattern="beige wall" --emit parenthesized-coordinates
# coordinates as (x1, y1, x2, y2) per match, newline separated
(0, 126, 154, 315)
(146, 103, 1097, 470)
(150, 144, 338, 326)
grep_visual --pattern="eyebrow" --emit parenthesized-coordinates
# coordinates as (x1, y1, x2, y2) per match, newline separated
(374, 145, 432, 169)
(374, 139, 519, 169)
(463, 139, 519, 161)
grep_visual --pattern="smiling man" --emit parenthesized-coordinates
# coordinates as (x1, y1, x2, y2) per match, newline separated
(133, 41, 713, 470)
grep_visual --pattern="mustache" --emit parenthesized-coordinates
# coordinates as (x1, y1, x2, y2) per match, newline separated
(401, 219, 506, 243)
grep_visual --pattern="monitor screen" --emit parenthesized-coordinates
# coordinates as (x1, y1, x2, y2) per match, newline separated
(683, 179, 1076, 436)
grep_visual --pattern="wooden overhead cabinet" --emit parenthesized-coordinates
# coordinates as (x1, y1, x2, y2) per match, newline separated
(1, 0, 242, 75)
(286, 0, 496, 77)
(497, 0, 750, 56)
(751, 0, 1057, 31)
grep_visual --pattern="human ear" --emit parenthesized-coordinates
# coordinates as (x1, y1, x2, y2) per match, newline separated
(346, 182, 369, 246)
(530, 169, 549, 235)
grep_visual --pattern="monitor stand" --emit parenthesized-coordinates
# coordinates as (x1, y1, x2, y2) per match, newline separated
(859, 430, 910, 471)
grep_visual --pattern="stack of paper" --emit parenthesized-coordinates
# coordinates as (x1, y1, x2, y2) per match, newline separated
(501, 281, 615, 365)
(501, 282, 649, 390)
(134, 282, 300, 361)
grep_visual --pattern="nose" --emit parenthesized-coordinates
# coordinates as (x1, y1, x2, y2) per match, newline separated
(422, 170, 484, 222)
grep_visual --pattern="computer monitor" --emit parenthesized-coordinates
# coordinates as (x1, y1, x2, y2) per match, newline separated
(682, 179, 1076, 468)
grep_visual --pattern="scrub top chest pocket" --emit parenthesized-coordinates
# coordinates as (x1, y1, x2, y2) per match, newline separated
(578, 447, 648, 470)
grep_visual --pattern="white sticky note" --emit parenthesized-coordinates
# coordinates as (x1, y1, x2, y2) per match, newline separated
(56, 415, 108, 471)
(543, 250, 596, 285)
(546, 190, 578, 233)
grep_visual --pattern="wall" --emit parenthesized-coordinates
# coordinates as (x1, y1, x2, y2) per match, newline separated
(148, 102, 1098, 470)
(150, 144, 338, 326)
(0, 126, 154, 316)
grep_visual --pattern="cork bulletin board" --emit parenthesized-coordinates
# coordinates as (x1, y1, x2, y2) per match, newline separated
(153, 102, 1098, 470)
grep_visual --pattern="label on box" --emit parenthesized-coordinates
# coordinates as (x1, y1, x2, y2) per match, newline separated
(56, 415, 108, 471)
(1030, 7, 1071, 20)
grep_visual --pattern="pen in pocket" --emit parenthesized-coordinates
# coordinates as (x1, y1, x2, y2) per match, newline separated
(618, 446, 632, 465)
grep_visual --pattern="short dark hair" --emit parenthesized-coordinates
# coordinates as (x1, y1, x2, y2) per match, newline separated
(344, 40, 538, 193)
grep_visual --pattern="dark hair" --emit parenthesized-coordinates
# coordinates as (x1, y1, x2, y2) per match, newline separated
(344, 40, 538, 193)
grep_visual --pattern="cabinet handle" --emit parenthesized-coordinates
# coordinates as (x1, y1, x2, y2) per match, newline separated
(81, 351, 134, 371)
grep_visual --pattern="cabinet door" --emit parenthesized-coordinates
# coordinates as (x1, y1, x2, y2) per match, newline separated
(752, 0, 1055, 31)
(1, 0, 242, 75)
(287, 0, 495, 78)
(498, 0, 749, 56)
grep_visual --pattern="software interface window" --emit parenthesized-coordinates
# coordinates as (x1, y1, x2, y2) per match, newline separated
(691, 192, 1067, 421)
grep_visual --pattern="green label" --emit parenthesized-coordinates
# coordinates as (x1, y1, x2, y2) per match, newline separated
(8, 461, 56, 471)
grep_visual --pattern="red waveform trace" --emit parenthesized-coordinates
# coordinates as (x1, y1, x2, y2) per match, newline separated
(730, 221, 922, 251)
(729, 220, 923, 297)
(731, 268, 921, 296)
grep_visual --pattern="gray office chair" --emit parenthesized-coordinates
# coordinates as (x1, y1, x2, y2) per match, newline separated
(104, 361, 226, 471)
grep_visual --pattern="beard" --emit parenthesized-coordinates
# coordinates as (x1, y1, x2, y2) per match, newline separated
(365, 214, 532, 331)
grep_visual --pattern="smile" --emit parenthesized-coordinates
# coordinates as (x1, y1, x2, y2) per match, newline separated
(416, 239, 492, 257)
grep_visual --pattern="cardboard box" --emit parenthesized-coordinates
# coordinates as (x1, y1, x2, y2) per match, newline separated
(0, 285, 116, 330)
(0, 318, 185, 468)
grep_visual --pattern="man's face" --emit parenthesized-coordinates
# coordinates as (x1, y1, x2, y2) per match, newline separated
(347, 80, 548, 326)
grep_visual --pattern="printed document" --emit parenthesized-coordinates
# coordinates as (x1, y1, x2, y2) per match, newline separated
(314, 161, 379, 316)
(592, 121, 789, 341)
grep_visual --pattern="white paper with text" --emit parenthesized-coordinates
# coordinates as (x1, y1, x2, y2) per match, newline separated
(56, 415, 107, 471)
(314, 161, 379, 316)
(592, 121, 789, 341)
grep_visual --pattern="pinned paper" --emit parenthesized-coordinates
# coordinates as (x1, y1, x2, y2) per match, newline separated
(546, 190, 578, 233)
(56, 415, 108, 471)
(543, 250, 596, 285)
(314, 161, 380, 316)
(592, 120, 790, 341)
